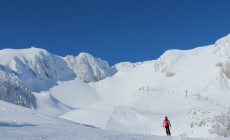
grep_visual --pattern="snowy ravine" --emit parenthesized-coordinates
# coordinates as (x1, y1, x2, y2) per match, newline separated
(1, 34, 230, 139)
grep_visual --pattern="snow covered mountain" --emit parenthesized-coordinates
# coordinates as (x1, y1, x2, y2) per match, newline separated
(0, 47, 75, 92)
(0, 47, 114, 109)
(0, 47, 115, 92)
(1, 34, 230, 139)
(64, 53, 116, 82)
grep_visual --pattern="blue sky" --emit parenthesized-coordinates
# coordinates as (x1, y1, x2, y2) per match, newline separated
(1, 0, 230, 65)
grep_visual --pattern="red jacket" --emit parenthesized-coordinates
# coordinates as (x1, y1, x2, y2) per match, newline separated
(163, 119, 170, 127)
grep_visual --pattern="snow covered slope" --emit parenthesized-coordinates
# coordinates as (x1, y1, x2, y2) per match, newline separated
(0, 100, 197, 140)
(34, 91, 72, 116)
(59, 34, 230, 138)
(49, 79, 101, 108)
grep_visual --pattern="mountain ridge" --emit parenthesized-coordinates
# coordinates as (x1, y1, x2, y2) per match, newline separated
(0, 47, 115, 108)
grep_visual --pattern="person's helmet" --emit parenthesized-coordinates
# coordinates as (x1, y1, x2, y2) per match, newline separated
(165, 116, 168, 119)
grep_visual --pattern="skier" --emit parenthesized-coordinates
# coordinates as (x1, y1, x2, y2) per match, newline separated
(163, 116, 171, 136)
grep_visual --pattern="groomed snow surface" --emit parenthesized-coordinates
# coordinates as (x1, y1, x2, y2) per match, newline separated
(0, 100, 206, 140)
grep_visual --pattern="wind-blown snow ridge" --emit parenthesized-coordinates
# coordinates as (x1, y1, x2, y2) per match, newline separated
(215, 34, 230, 46)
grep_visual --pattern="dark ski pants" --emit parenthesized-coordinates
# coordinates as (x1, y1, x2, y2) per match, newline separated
(165, 126, 171, 136)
